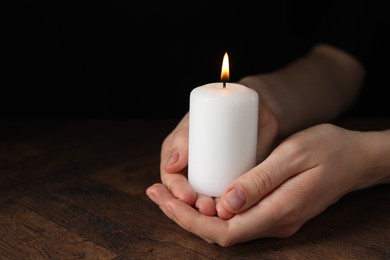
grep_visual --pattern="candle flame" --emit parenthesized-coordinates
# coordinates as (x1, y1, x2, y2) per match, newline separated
(220, 52, 229, 83)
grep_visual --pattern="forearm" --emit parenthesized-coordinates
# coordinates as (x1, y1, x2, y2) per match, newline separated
(240, 44, 366, 137)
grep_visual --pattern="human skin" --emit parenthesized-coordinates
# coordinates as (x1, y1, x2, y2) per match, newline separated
(147, 124, 390, 246)
(146, 44, 390, 246)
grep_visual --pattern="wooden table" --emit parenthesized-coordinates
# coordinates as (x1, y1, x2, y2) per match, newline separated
(1, 117, 389, 259)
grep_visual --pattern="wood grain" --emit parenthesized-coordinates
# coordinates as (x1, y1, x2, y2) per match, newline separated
(0, 118, 389, 259)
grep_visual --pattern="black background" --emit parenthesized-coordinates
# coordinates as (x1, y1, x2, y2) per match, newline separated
(7, 0, 389, 119)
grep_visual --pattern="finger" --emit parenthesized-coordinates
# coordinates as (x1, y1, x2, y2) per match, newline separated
(164, 197, 229, 245)
(159, 113, 196, 205)
(149, 184, 286, 246)
(221, 139, 316, 214)
(165, 190, 283, 246)
(215, 198, 234, 220)
(146, 183, 168, 206)
(195, 194, 217, 216)
(161, 174, 196, 206)
(161, 113, 189, 174)
(147, 183, 227, 244)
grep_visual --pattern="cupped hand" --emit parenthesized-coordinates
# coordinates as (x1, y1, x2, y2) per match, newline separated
(148, 84, 279, 216)
(147, 124, 373, 246)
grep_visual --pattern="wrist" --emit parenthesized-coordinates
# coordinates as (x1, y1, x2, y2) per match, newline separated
(355, 130, 390, 189)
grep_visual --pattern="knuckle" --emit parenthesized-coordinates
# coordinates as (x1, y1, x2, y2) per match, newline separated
(173, 129, 188, 143)
(250, 169, 273, 197)
(280, 137, 306, 156)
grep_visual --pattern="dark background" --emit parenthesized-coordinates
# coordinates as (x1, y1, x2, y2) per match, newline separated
(7, 0, 389, 119)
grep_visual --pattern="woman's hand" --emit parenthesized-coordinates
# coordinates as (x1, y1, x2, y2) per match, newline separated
(147, 124, 389, 246)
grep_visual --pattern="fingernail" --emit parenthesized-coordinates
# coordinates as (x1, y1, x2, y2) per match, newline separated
(165, 152, 179, 167)
(224, 188, 246, 211)
(147, 190, 159, 204)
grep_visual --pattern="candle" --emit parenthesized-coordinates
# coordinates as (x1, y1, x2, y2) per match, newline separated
(188, 52, 259, 197)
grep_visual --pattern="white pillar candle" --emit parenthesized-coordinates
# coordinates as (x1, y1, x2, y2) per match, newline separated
(188, 53, 259, 197)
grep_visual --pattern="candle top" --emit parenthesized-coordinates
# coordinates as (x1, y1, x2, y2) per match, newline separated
(192, 82, 258, 98)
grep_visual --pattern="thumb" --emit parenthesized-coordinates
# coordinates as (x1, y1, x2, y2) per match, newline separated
(162, 113, 189, 173)
(220, 147, 297, 214)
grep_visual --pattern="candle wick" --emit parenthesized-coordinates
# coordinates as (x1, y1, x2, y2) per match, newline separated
(223, 81, 226, 88)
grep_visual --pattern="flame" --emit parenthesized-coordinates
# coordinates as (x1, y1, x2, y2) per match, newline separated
(220, 52, 229, 83)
